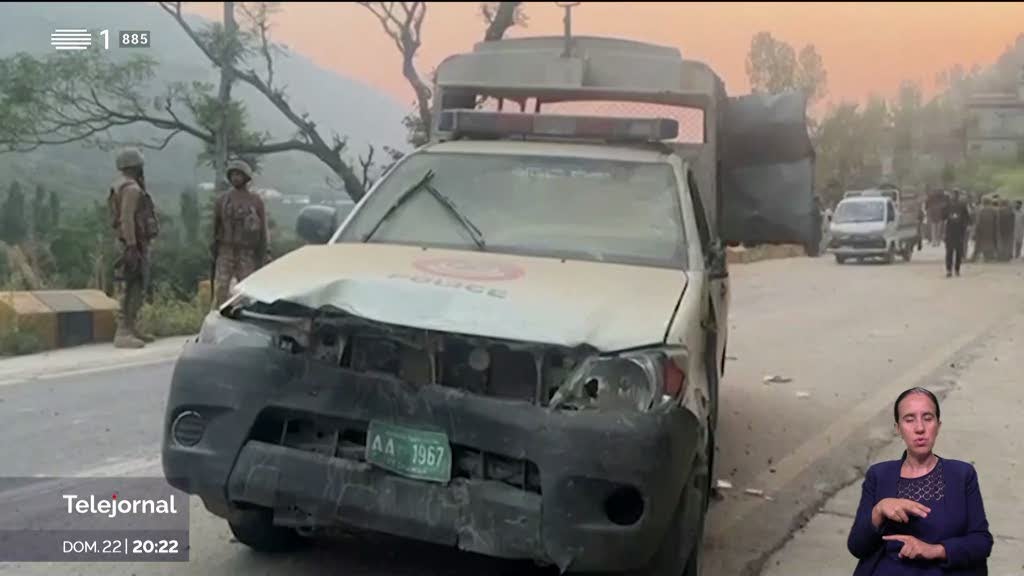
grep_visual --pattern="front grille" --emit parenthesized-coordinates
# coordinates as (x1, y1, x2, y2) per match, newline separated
(305, 317, 581, 405)
(249, 411, 542, 493)
(833, 236, 886, 249)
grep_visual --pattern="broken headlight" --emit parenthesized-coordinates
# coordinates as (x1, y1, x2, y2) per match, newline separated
(196, 311, 276, 348)
(549, 347, 687, 412)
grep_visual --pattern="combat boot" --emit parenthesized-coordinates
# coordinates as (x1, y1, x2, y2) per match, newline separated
(114, 320, 145, 349)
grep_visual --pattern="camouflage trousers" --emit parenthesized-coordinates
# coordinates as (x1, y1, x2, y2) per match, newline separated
(114, 243, 150, 329)
(214, 246, 261, 308)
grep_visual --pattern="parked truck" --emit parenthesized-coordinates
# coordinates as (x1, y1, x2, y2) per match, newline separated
(161, 34, 817, 575)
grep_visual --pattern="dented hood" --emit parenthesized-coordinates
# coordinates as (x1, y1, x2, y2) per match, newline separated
(233, 243, 687, 352)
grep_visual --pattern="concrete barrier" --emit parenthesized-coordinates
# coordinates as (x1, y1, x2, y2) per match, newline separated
(726, 244, 807, 264)
(0, 290, 119, 350)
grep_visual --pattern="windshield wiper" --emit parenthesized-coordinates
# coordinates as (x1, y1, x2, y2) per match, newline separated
(362, 170, 486, 250)
(363, 170, 436, 242)
(423, 182, 486, 250)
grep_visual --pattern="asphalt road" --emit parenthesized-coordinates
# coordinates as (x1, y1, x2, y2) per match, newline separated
(2, 246, 1023, 575)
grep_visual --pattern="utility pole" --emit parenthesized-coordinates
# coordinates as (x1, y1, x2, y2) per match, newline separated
(214, 1, 236, 192)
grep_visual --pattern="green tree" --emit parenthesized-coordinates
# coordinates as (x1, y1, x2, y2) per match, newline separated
(48, 202, 108, 289)
(746, 31, 829, 105)
(48, 190, 60, 231)
(1, 181, 28, 245)
(0, 3, 367, 201)
(180, 188, 200, 244)
(0, 245, 9, 285)
(942, 163, 956, 187)
(891, 81, 922, 183)
(32, 184, 49, 240)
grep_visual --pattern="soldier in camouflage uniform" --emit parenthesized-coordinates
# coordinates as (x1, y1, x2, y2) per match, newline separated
(212, 160, 270, 308)
(109, 147, 160, 348)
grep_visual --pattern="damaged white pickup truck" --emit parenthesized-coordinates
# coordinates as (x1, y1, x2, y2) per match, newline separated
(161, 35, 816, 575)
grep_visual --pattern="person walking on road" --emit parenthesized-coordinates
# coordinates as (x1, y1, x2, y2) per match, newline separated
(926, 190, 947, 247)
(941, 190, 970, 277)
(996, 199, 1015, 262)
(108, 148, 160, 348)
(971, 197, 997, 263)
(847, 388, 994, 576)
(211, 160, 270, 308)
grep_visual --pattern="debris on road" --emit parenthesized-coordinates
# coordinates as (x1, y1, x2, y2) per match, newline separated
(744, 488, 763, 496)
(763, 374, 793, 384)
(712, 479, 733, 501)
(795, 391, 811, 399)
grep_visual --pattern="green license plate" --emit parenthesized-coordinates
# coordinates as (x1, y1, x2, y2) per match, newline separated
(365, 421, 452, 483)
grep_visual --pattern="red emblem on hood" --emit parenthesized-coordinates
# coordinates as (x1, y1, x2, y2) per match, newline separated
(413, 258, 524, 281)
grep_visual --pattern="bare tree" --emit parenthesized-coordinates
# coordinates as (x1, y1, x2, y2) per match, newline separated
(0, 2, 373, 201)
(213, 1, 238, 192)
(357, 3, 432, 144)
(358, 2, 524, 145)
(480, 2, 526, 41)
(158, 2, 368, 199)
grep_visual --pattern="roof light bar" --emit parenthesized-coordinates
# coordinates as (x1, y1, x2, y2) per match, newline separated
(438, 110, 679, 142)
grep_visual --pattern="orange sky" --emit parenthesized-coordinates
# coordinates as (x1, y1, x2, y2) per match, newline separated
(186, 2, 1024, 110)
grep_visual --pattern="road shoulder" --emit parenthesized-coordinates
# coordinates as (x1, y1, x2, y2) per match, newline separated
(0, 336, 191, 387)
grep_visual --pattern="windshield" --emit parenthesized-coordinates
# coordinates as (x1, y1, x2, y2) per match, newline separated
(337, 152, 688, 268)
(834, 201, 885, 223)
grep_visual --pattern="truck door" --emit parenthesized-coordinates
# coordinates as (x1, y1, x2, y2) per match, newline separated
(687, 168, 727, 422)
(719, 92, 817, 247)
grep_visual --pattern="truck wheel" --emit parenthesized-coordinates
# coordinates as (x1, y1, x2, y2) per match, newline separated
(884, 244, 896, 264)
(835, 254, 847, 265)
(228, 508, 308, 554)
(902, 243, 913, 262)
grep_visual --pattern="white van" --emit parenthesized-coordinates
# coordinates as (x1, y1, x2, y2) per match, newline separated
(829, 193, 920, 264)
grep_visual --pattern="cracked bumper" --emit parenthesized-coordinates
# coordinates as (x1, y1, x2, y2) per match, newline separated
(161, 343, 702, 572)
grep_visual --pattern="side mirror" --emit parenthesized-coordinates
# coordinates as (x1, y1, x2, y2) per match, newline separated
(296, 205, 338, 245)
(707, 242, 728, 280)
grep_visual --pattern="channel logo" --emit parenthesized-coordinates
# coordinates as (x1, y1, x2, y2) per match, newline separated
(50, 29, 92, 51)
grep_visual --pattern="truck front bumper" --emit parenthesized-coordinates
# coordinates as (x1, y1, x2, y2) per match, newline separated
(832, 246, 889, 257)
(161, 343, 702, 572)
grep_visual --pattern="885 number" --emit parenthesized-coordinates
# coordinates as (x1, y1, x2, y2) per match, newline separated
(119, 31, 150, 47)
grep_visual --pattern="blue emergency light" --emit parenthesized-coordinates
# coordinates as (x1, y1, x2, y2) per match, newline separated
(438, 110, 679, 142)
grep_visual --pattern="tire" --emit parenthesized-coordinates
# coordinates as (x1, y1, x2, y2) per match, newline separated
(835, 254, 847, 264)
(901, 243, 913, 262)
(228, 508, 308, 554)
(884, 244, 896, 264)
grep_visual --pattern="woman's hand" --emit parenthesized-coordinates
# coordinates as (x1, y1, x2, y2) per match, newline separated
(882, 535, 947, 561)
(872, 497, 931, 526)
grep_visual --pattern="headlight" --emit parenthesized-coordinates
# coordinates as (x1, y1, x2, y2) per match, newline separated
(549, 347, 687, 412)
(196, 311, 276, 347)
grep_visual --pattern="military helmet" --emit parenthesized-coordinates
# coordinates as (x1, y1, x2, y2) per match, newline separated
(115, 147, 144, 170)
(226, 159, 253, 181)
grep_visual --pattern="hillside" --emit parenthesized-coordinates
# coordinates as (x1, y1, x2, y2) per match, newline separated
(0, 2, 410, 208)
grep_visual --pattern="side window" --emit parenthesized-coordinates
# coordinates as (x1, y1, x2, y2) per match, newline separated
(687, 170, 712, 250)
